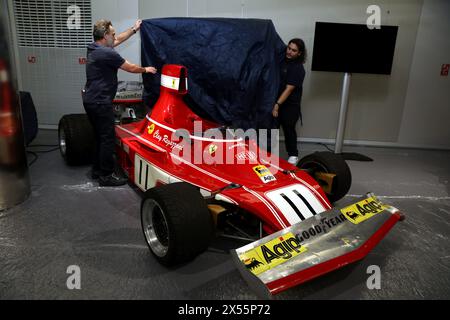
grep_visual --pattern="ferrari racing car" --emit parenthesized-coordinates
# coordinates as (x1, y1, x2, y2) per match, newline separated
(58, 64, 404, 297)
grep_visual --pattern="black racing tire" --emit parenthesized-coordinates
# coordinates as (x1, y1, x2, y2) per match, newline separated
(141, 182, 213, 266)
(297, 151, 352, 203)
(58, 114, 95, 165)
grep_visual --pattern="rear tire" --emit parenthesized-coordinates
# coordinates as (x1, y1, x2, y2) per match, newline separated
(297, 151, 352, 203)
(58, 114, 95, 165)
(141, 182, 213, 266)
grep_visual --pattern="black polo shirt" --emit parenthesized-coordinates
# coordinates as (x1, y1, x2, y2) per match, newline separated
(82, 42, 125, 104)
(279, 58, 305, 105)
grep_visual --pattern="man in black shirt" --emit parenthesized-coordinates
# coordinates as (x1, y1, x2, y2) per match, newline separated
(272, 38, 306, 165)
(83, 19, 157, 186)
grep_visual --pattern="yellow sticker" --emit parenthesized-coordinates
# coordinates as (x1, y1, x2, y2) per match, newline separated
(341, 196, 390, 225)
(252, 165, 276, 183)
(253, 165, 270, 177)
(147, 124, 155, 135)
(238, 232, 307, 275)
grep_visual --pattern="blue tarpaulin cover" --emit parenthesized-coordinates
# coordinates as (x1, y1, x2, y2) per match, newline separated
(140, 18, 286, 130)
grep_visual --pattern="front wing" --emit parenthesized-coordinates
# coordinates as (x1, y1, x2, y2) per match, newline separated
(231, 193, 404, 297)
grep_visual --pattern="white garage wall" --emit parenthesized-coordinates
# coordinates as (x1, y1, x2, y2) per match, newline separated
(242, 0, 423, 146)
(10, 0, 94, 126)
(398, 0, 450, 149)
(91, 0, 141, 81)
(9, 0, 142, 127)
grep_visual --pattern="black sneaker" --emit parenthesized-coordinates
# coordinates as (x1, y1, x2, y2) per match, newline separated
(99, 173, 128, 187)
(91, 170, 102, 180)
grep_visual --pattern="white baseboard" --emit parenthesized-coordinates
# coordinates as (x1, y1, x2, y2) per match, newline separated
(38, 124, 450, 151)
(39, 124, 58, 130)
(295, 137, 450, 151)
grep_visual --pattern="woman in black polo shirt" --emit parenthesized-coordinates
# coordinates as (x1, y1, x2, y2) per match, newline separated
(272, 38, 306, 165)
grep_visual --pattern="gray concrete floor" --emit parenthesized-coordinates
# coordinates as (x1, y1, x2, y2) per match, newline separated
(1, 129, 449, 300)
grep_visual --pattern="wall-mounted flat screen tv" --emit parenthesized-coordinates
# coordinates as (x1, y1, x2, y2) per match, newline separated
(311, 22, 398, 74)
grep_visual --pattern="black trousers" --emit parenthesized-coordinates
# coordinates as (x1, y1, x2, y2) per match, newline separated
(83, 103, 115, 176)
(278, 103, 301, 157)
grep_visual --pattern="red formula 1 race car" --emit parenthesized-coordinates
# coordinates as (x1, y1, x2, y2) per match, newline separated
(58, 65, 404, 297)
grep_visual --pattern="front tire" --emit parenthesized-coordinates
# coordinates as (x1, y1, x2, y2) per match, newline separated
(298, 151, 352, 203)
(141, 182, 213, 266)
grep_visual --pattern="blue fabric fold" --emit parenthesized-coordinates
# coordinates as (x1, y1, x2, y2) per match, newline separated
(140, 17, 285, 130)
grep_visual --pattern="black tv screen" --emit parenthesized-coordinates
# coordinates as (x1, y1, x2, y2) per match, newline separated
(311, 22, 398, 74)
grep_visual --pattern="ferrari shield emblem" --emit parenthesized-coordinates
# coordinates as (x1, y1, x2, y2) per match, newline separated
(147, 124, 155, 135)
